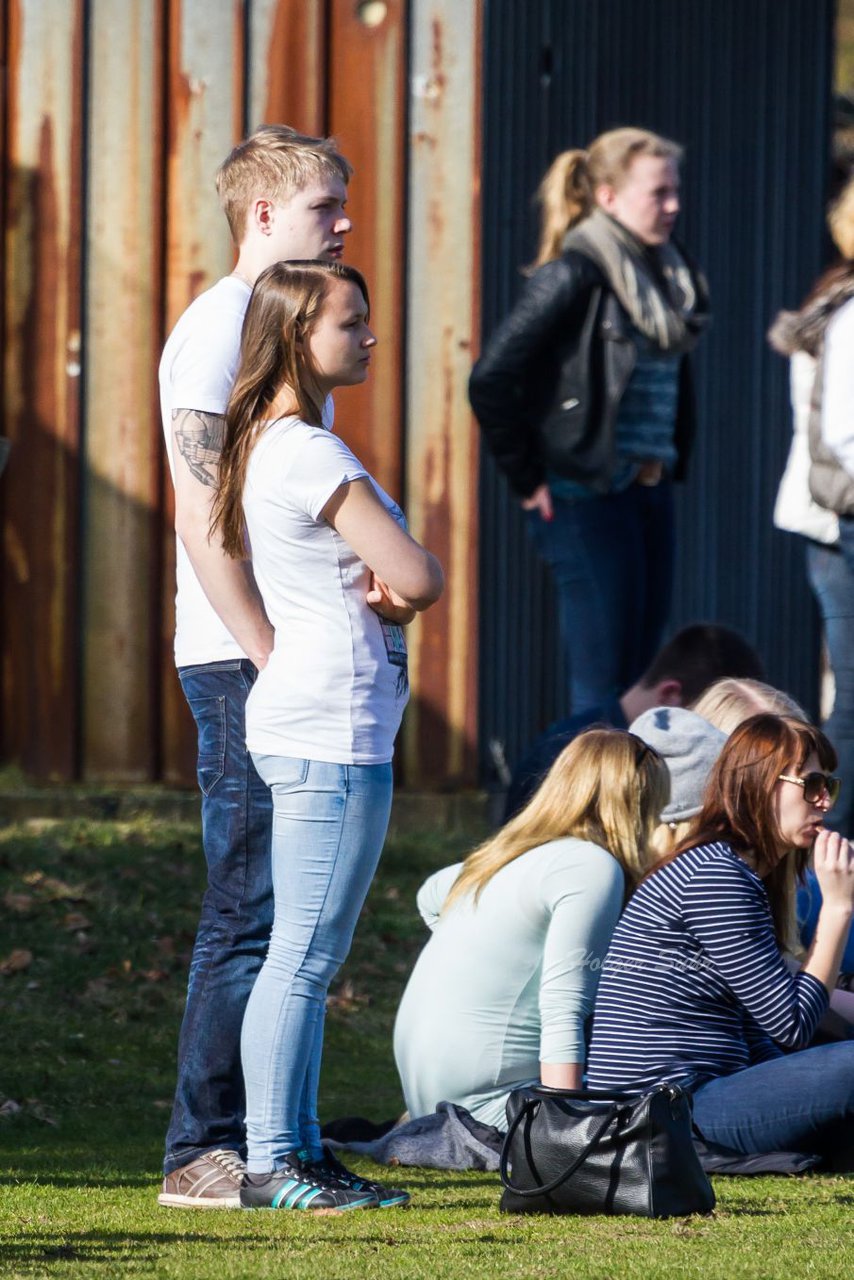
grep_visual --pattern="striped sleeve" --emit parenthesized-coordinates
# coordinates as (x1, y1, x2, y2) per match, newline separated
(681, 857, 828, 1049)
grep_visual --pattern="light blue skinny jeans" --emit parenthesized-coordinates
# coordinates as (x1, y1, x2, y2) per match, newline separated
(241, 754, 393, 1173)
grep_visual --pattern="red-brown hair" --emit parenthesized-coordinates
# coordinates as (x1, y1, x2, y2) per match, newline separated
(665, 714, 836, 945)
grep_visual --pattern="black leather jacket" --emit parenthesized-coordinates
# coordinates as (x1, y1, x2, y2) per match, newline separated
(469, 249, 697, 498)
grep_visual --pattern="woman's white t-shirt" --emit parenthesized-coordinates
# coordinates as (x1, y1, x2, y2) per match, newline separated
(243, 416, 410, 765)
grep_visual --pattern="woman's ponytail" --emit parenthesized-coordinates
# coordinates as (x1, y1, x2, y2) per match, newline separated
(528, 149, 593, 271)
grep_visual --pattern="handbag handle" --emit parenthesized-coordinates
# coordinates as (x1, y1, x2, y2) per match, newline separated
(528, 1085, 645, 1102)
(499, 1096, 620, 1198)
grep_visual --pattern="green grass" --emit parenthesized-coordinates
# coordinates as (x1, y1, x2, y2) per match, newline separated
(0, 813, 851, 1279)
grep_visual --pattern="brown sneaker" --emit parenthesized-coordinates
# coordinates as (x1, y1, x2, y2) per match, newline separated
(158, 1149, 245, 1209)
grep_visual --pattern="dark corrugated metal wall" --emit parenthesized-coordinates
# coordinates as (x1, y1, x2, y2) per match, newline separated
(478, 0, 834, 777)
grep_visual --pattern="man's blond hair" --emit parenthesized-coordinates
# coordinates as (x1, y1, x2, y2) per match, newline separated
(216, 124, 353, 244)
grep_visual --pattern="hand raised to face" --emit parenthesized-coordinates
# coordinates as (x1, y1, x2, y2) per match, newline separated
(813, 828, 854, 911)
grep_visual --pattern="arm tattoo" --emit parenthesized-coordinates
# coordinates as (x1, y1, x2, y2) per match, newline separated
(172, 409, 226, 488)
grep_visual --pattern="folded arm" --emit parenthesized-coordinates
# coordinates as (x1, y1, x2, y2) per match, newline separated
(322, 478, 444, 611)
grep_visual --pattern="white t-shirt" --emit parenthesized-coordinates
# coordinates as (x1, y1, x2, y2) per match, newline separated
(243, 416, 410, 765)
(159, 275, 252, 667)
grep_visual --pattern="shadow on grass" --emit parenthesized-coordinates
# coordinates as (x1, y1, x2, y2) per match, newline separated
(0, 1227, 525, 1268)
(0, 1233, 264, 1267)
(0, 1172, 160, 1190)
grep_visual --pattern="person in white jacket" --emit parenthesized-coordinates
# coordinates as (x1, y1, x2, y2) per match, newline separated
(769, 174, 854, 836)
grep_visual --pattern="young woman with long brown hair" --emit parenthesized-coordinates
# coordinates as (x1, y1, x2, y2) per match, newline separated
(393, 729, 669, 1130)
(210, 259, 443, 1210)
(587, 714, 854, 1167)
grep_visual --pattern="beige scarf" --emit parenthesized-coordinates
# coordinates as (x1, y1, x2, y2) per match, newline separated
(563, 209, 710, 353)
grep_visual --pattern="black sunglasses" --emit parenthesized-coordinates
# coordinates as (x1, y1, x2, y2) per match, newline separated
(778, 771, 841, 806)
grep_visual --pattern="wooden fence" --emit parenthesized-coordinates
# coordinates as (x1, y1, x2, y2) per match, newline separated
(1, 0, 481, 786)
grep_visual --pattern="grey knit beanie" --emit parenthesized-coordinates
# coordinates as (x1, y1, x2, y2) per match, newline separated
(629, 706, 727, 822)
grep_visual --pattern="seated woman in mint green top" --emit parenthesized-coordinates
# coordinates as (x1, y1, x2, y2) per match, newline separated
(393, 730, 669, 1130)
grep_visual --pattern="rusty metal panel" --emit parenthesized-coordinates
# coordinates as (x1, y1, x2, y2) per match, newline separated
(160, 0, 246, 784)
(248, 0, 327, 133)
(81, 0, 165, 780)
(326, 0, 406, 499)
(2, 0, 85, 779)
(403, 0, 481, 786)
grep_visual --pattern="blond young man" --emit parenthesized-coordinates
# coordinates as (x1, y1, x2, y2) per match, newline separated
(157, 126, 352, 1209)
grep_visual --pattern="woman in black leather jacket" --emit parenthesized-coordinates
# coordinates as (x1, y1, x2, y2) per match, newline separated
(470, 128, 709, 712)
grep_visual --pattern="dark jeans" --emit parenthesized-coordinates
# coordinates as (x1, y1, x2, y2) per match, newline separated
(163, 659, 273, 1175)
(806, 534, 854, 836)
(692, 1042, 854, 1169)
(528, 481, 675, 711)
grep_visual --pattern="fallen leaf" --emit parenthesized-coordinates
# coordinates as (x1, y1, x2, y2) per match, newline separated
(0, 949, 33, 976)
(326, 979, 369, 1014)
(22, 871, 87, 901)
(140, 969, 169, 983)
(42, 876, 87, 902)
(3, 891, 33, 914)
(25, 1099, 58, 1127)
(63, 912, 91, 932)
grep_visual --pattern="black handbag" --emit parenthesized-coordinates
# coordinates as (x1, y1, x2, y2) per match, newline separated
(499, 1083, 715, 1218)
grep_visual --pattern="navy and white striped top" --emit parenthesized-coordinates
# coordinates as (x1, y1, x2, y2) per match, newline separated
(586, 842, 829, 1093)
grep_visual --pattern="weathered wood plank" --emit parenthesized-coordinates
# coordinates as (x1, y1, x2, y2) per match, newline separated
(403, 0, 481, 785)
(2, 0, 85, 779)
(248, 0, 326, 134)
(81, 0, 165, 780)
(327, 0, 406, 499)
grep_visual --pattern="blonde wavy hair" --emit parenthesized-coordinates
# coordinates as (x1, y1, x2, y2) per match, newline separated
(443, 729, 670, 913)
(529, 127, 683, 270)
(691, 678, 807, 736)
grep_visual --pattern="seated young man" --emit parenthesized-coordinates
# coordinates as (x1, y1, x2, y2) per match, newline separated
(504, 623, 763, 821)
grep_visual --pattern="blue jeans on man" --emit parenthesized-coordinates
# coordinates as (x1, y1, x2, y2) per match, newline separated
(163, 659, 273, 1175)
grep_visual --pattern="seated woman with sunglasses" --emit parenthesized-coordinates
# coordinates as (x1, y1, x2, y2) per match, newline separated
(587, 714, 854, 1168)
(393, 730, 669, 1130)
